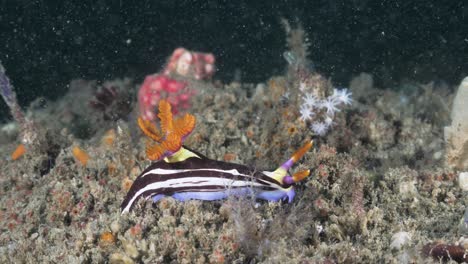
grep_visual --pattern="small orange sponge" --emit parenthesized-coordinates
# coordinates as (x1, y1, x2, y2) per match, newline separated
(11, 144, 26, 160)
(99, 231, 116, 247)
(72, 146, 90, 166)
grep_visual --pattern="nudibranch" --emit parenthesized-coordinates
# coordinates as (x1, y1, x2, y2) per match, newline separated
(121, 99, 313, 214)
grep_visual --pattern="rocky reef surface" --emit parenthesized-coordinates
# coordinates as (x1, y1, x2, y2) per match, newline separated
(0, 67, 466, 263)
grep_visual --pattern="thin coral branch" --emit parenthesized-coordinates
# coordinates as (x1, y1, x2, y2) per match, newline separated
(0, 61, 38, 145)
(0, 62, 26, 125)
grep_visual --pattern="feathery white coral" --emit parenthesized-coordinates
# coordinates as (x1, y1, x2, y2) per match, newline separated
(303, 93, 318, 108)
(332, 88, 353, 105)
(297, 85, 352, 137)
(321, 97, 340, 115)
(311, 121, 328, 136)
(324, 115, 334, 126)
(299, 105, 314, 121)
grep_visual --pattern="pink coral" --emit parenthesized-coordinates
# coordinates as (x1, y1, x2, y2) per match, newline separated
(138, 74, 194, 120)
(138, 47, 215, 121)
(164, 47, 215, 80)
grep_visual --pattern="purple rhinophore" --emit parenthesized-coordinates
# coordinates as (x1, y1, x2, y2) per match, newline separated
(283, 176, 294, 185)
(281, 158, 295, 171)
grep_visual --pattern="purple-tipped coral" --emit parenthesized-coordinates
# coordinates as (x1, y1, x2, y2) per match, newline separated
(1, 63, 25, 125)
(0, 62, 37, 145)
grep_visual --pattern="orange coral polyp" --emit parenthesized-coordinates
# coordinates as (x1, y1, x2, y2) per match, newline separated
(174, 114, 196, 138)
(158, 100, 173, 135)
(138, 99, 196, 161)
(146, 143, 165, 161)
(162, 133, 182, 152)
(137, 118, 162, 142)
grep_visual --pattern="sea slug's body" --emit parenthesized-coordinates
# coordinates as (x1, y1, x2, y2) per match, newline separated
(121, 150, 295, 213)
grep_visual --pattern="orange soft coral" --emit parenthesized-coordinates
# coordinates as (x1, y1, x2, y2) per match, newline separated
(138, 99, 196, 161)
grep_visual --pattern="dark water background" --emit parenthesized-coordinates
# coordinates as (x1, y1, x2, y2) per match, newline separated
(0, 0, 467, 121)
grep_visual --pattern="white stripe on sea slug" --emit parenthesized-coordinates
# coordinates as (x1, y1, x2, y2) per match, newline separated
(121, 176, 270, 213)
(140, 167, 277, 187)
(141, 168, 260, 178)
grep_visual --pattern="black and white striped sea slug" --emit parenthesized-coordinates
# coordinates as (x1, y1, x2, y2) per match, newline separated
(121, 99, 312, 214)
(121, 142, 312, 214)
